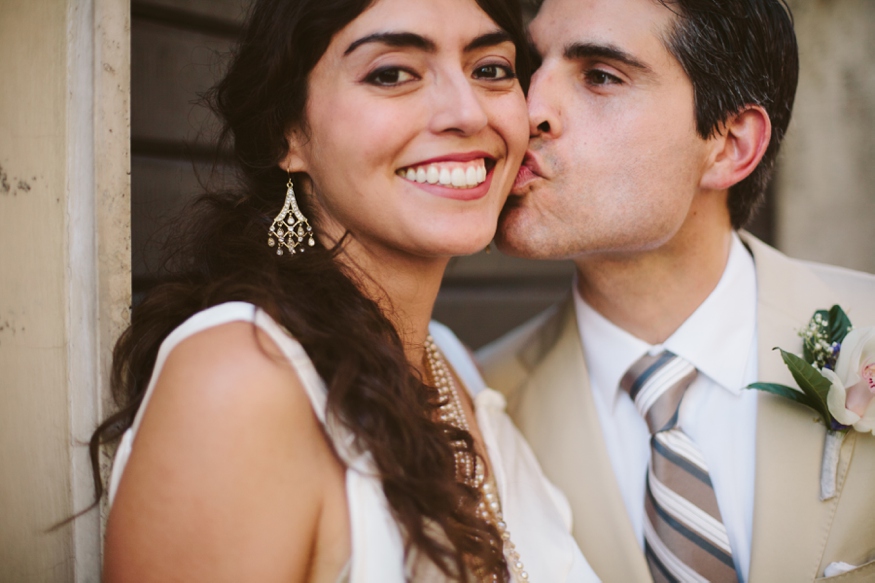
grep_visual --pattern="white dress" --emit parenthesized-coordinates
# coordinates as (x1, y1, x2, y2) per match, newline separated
(108, 302, 599, 582)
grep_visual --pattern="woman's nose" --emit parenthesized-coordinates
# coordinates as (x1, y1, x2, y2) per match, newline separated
(428, 73, 489, 136)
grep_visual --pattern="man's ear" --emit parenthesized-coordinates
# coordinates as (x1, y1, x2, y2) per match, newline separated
(279, 128, 309, 173)
(700, 105, 771, 191)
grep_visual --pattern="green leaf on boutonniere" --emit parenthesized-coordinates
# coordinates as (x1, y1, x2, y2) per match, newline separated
(777, 348, 833, 425)
(827, 304, 852, 345)
(747, 382, 819, 410)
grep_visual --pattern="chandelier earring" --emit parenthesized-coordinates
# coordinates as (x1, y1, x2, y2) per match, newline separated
(268, 173, 315, 255)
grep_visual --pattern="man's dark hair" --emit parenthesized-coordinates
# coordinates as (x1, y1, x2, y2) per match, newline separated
(658, 0, 799, 228)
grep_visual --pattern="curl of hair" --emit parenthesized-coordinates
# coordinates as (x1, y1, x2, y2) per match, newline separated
(91, 0, 531, 580)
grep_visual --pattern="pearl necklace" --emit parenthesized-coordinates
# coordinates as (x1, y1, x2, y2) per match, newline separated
(424, 335, 530, 582)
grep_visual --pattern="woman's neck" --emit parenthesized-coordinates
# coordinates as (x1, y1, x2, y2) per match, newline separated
(337, 239, 450, 367)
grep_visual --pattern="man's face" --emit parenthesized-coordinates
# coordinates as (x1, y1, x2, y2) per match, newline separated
(496, 0, 715, 260)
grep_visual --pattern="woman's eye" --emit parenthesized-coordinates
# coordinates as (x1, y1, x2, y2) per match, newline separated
(585, 69, 621, 86)
(474, 64, 515, 81)
(366, 67, 417, 87)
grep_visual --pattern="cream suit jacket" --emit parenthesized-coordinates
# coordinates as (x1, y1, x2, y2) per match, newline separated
(478, 233, 875, 583)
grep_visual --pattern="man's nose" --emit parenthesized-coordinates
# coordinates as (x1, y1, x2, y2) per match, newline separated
(527, 66, 562, 138)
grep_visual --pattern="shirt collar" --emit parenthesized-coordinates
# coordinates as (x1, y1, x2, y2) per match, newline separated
(575, 232, 758, 410)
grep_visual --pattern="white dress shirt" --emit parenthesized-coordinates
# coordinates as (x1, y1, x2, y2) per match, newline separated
(574, 232, 759, 582)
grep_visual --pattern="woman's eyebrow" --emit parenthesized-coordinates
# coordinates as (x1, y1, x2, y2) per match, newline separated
(344, 29, 512, 57)
(345, 32, 436, 56)
(464, 30, 512, 52)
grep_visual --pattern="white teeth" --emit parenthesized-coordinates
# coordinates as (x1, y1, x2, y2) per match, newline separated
(466, 166, 478, 185)
(398, 159, 489, 189)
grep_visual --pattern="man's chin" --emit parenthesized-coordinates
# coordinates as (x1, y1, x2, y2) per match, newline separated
(494, 209, 551, 260)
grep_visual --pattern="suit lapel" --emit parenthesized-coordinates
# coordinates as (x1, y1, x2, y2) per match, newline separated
(744, 234, 855, 581)
(510, 298, 651, 583)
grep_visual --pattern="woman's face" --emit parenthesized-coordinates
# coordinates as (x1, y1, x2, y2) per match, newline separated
(284, 0, 529, 262)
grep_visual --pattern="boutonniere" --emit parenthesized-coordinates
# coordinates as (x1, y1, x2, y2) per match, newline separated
(747, 305, 875, 500)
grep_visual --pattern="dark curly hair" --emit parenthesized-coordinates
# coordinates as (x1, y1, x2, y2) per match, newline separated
(90, 0, 531, 580)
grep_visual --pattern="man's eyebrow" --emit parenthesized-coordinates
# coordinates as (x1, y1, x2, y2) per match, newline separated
(464, 30, 513, 52)
(345, 32, 436, 56)
(564, 42, 650, 71)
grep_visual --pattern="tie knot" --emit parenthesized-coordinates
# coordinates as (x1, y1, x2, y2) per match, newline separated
(620, 350, 697, 434)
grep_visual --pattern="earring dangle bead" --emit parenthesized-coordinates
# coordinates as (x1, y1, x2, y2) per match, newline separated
(267, 178, 315, 255)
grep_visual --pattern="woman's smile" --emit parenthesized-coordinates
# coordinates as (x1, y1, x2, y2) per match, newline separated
(396, 152, 497, 200)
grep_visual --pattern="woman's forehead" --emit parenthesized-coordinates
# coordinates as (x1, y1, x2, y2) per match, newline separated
(329, 0, 502, 52)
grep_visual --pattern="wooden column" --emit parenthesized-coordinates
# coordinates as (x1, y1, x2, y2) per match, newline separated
(0, 0, 130, 580)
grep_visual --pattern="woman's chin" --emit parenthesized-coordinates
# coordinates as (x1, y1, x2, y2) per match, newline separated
(429, 235, 495, 258)
(419, 217, 499, 257)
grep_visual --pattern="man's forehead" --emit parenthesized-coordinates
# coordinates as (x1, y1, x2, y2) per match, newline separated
(530, 0, 676, 57)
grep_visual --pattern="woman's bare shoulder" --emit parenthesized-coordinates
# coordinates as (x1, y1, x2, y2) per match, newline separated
(137, 320, 321, 446)
(104, 320, 339, 582)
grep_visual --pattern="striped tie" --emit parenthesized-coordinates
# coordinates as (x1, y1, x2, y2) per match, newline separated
(620, 351, 739, 583)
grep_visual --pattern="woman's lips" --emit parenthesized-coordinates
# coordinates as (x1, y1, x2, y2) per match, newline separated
(396, 154, 497, 201)
(404, 167, 495, 201)
(396, 158, 488, 189)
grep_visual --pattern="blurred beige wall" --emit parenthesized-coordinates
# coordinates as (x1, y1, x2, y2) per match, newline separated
(0, 0, 129, 580)
(778, 0, 875, 273)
